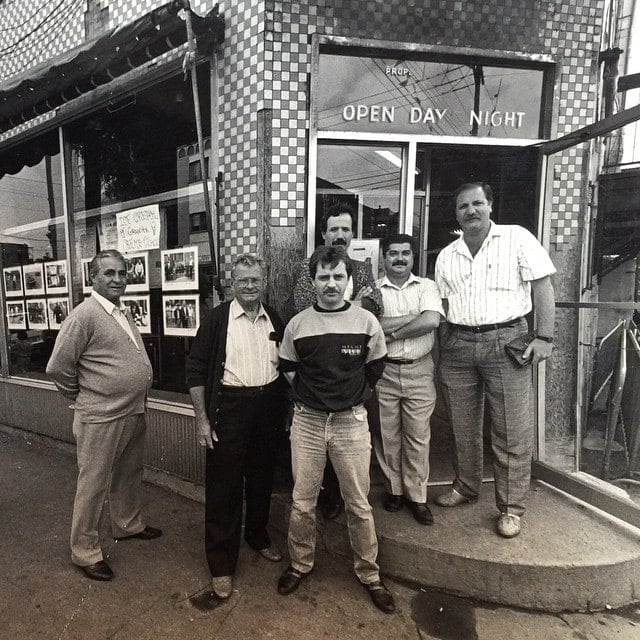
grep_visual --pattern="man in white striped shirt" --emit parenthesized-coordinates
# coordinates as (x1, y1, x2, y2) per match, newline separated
(434, 183, 555, 539)
(375, 234, 444, 526)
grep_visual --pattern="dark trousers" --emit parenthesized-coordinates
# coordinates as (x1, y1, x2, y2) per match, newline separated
(205, 387, 287, 577)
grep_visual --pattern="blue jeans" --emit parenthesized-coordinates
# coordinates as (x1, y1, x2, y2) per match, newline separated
(438, 319, 534, 516)
(287, 403, 380, 584)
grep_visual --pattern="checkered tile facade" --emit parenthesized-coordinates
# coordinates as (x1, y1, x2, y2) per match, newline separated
(0, 0, 606, 270)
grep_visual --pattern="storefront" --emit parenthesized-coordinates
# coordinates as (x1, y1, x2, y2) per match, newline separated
(1, 1, 639, 524)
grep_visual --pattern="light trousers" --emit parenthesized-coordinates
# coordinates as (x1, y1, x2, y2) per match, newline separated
(287, 403, 380, 584)
(70, 413, 146, 566)
(375, 354, 436, 502)
(438, 320, 534, 516)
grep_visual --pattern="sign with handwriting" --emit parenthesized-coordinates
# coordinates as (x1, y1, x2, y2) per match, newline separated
(117, 204, 160, 253)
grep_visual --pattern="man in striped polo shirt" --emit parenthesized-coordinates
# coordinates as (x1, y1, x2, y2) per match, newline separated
(375, 234, 444, 526)
(277, 246, 395, 614)
(434, 183, 556, 539)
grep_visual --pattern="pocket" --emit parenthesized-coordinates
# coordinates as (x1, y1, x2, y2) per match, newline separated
(352, 404, 368, 422)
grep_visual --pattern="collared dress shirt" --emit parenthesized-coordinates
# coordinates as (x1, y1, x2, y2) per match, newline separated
(377, 273, 444, 360)
(222, 298, 279, 387)
(91, 291, 139, 347)
(434, 222, 556, 326)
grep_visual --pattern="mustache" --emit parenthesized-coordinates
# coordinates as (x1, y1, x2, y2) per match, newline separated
(331, 239, 347, 246)
(392, 261, 408, 266)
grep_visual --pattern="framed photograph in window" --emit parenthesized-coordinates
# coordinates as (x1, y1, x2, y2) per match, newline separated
(3, 266, 23, 298)
(47, 297, 70, 329)
(163, 295, 199, 337)
(81, 258, 93, 294)
(6, 300, 26, 330)
(44, 260, 69, 295)
(122, 295, 151, 335)
(26, 298, 48, 330)
(124, 252, 149, 293)
(22, 263, 45, 296)
(161, 247, 198, 291)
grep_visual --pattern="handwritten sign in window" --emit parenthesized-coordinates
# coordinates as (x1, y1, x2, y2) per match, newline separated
(117, 205, 160, 253)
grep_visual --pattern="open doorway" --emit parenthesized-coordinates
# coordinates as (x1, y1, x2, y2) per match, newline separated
(415, 143, 543, 482)
(415, 144, 541, 276)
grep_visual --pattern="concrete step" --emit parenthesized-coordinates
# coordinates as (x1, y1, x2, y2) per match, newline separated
(271, 480, 640, 612)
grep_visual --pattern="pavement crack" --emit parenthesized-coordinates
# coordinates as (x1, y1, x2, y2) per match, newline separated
(57, 588, 88, 640)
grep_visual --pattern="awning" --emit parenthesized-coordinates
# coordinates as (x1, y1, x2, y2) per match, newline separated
(0, 1, 224, 134)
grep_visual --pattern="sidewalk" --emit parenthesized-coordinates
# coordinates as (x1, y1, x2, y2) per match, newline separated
(1, 425, 639, 640)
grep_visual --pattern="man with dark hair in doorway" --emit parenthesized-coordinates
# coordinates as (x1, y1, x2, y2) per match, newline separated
(293, 201, 382, 520)
(46, 249, 160, 582)
(375, 233, 444, 526)
(187, 254, 289, 600)
(434, 182, 556, 538)
(278, 246, 395, 614)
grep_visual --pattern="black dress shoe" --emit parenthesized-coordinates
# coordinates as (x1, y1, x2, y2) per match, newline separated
(79, 560, 114, 581)
(407, 501, 434, 526)
(360, 580, 395, 613)
(383, 494, 404, 512)
(114, 525, 162, 541)
(277, 566, 312, 595)
(321, 499, 344, 520)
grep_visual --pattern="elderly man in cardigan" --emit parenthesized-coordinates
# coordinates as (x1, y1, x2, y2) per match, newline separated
(187, 254, 289, 600)
(47, 249, 160, 582)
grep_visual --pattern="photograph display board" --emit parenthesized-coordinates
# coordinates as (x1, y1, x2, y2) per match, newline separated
(124, 253, 149, 293)
(26, 299, 48, 330)
(47, 298, 69, 329)
(122, 295, 151, 335)
(3, 267, 23, 297)
(163, 295, 199, 337)
(22, 263, 45, 296)
(44, 260, 69, 295)
(161, 247, 198, 291)
(6, 300, 26, 330)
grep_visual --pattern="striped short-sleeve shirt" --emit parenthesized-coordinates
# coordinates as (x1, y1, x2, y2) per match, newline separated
(377, 273, 444, 360)
(434, 223, 556, 326)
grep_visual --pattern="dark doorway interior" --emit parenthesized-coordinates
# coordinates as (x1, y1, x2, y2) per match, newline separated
(419, 144, 540, 276)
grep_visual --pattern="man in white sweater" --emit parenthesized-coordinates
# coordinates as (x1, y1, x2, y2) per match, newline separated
(47, 249, 160, 581)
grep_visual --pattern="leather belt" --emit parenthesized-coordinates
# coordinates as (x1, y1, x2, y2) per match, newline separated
(221, 379, 279, 396)
(450, 318, 522, 334)
(384, 356, 417, 365)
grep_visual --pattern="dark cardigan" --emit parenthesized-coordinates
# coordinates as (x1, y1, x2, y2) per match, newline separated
(186, 301, 287, 427)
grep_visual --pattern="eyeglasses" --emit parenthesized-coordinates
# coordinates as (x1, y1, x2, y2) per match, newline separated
(234, 278, 262, 288)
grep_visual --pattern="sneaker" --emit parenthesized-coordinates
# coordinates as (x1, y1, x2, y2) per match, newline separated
(258, 545, 283, 562)
(211, 575, 233, 599)
(434, 488, 477, 507)
(496, 514, 521, 538)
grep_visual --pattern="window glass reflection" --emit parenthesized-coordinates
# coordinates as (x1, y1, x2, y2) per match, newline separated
(0, 140, 65, 378)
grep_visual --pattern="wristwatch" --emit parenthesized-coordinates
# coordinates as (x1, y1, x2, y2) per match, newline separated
(535, 334, 554, 343)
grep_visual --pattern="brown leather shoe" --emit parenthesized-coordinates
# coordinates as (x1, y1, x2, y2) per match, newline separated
(114, 525, 162, 541)
(79, 560, 114, 581)
(407, 501, 434, 525)
(277, 566, 312, 595)
(383, 494, 404, 512)
(360, 580, 395, 614)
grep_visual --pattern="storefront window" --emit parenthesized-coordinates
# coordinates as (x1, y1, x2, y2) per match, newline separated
(316, 143, 402, 268)
(62, 66, 212, 399)
(318, 53, 548, 139)
(0, 133, 65, 379)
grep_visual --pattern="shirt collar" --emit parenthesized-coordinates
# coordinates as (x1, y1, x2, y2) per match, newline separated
(380, 272, 421, 290)
(230, 297, 266, 319)
(453, 220, 502, 255)
(91, 290, 125, 315)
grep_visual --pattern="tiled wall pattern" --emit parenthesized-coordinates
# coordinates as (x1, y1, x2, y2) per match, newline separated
(0, 0, 604, 266)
